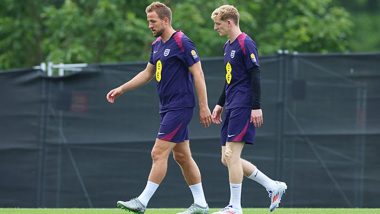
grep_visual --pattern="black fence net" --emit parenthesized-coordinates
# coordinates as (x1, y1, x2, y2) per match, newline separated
(0, 53, 379, 208)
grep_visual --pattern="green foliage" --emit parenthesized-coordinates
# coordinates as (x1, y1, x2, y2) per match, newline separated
(334, 0, 380, 52)
(349, 13, 380, 52)
(41, 0, 151, 63)
(334, 0, 380, 13)
(0, 0, 45, 69)
(254, 0, 353, 53)
(171, 0, 226, 57)
(0, 0, 358, 70)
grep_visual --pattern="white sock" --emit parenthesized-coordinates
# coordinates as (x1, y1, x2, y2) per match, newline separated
(247, 168, 276, 191)
(189, 183, 208, 207)
(137, 181, 159, 207)
(229, 183, 242, 210)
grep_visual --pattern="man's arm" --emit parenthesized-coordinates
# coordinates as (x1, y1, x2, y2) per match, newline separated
(211, 82, 226, 125)
(250, 66, 263, 127)
(250, 66, 261, 110)
(217, 82, 226, 107)
(106, 63, 155, 103)
(188, 61, 212, 127)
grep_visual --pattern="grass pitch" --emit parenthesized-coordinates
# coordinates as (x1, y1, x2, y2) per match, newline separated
(0, 208, 379, 214)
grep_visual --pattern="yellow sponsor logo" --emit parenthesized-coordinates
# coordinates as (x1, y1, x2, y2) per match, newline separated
(225, 62, 232, 84)
(156, 60, 162, 82)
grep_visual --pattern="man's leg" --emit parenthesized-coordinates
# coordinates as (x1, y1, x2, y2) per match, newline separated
(223, 149, 286, 212)
(117, 138, 175, 213)
(241, 159, 287, 212)
(224, 142, 244, 211)
(140, 138, 176, 205)
(222, 146, 284, 194)
(241, 159, 277, 191)
(173, 141, 208, 213)
(173, 141, 201, 184)
(147, 139, 176, 183)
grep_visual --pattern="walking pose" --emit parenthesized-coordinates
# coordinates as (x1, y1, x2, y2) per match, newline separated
(210, 5, 287, 214)
(107, 2, 212, 214)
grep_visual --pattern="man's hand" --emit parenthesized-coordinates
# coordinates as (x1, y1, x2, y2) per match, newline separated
(106, 87, 123, 103)
(251, 109, 263, 127)
(211, 105, 223, 125)
(199, 106, 212, 127)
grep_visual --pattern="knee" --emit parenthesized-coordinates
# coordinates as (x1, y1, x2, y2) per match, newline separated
(173, 151, 190, 166)
(223, 148, 236, 165)
(151, 148, 165, 162)
(224, 150, 232, 165)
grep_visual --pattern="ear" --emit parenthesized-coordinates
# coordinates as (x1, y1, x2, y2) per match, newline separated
(163, 16, 170, 24)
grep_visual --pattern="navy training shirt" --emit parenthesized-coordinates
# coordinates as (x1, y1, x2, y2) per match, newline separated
(223, 33, 260, 109)
(149, 31, 200, 113)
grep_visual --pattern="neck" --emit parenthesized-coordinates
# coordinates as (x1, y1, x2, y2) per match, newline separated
(161, 26, 176, 42)
(228, 26, 242, 43)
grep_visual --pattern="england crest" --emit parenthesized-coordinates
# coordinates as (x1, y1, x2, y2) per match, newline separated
(164, 49, 171, 56)
(230, 50, 236, 58)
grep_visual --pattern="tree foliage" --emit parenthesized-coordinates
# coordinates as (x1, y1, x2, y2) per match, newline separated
(334, 0, 380, 52)
(0, 0, 356, 70)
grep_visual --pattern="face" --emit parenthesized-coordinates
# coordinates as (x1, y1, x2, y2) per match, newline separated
(213, 16, 229, 37)
(147, 11, 166, 37)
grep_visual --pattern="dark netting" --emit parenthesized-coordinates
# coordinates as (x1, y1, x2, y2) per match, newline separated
(0, 53, 379, 208)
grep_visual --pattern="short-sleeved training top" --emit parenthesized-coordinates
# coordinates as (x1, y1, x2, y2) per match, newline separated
(149, 31, 200, 113)
(223, 32, 260, 109)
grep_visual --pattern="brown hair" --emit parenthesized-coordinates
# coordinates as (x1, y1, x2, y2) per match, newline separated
(146, 2, 172, 23)
(211, 5, 240, 25)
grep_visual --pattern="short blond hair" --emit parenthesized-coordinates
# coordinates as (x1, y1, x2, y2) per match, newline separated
(211, 5, 240, 25)
(146, 1, 172, 23)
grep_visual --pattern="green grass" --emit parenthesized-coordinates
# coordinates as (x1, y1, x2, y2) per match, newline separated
(0, 208, 380, 214)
